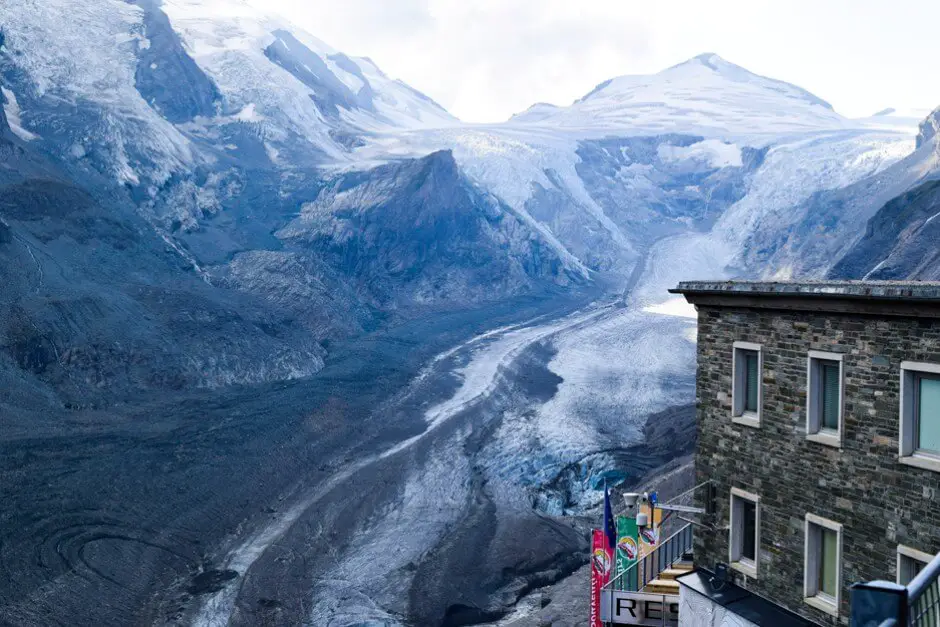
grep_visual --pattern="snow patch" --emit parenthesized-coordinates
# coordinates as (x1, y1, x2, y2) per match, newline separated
(1, 87, 38, 141)
(643, 297, 697, 318)
(923, 210, 940, 227)
(657, 139, 743, 168)
(233, 103, 264, 123)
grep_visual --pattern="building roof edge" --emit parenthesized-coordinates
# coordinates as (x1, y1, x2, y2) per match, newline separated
(669, 280, 940, 302)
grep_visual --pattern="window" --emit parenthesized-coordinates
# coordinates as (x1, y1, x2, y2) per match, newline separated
(900, 362, 940, 472)
(729, 488, 760, 577)
(897, 545, 934, 586)
(732, 342, 762, 427)
(804, 513, 842, 616)
(806, 351, 844, 447)
(915, 375, 940, 452)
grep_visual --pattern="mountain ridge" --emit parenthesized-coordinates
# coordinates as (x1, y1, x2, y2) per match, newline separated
(507, 52, 845, 135)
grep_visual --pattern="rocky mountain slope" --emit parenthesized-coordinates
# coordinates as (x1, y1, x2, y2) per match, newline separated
(359, 54, 922, 294)
(732, 105, 940, 280)
(0, 0, 578, 413)
(829, 107, 940, 280)
(830, 178, 940, 280)
(0, 0, 937, 416)
(0, 114, 327, 413)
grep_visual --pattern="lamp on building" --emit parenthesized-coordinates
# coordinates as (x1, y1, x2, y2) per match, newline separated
(630, 492, 650, 529)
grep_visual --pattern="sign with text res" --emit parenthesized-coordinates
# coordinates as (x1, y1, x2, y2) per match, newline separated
(600, 590, 680, 626)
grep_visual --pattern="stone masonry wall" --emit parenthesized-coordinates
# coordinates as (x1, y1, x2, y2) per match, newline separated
(692, 305, 940, 626)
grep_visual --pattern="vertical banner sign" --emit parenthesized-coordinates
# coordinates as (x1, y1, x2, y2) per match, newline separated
(590, 529, 612, 627)
(615, 516, 639, 591)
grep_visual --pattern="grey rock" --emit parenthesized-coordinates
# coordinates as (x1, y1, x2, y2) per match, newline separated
(830, 179, 940, 280)
(278, 150, 582, 309)
(131, 0, 222, 123)
(917, 106, 940, 150)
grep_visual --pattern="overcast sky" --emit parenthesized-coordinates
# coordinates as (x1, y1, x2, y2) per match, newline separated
(250, 0, 939, 123)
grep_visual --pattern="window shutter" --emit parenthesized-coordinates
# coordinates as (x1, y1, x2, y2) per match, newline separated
(742, 501, 756, 561)
(820, 528, 838, 596)
(821, 363, 840, 430)
(746, 353, 759, 412)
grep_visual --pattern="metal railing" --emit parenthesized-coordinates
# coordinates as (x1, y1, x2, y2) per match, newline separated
(908, 554, 940, 626)
(850, 552, 940, 627)
(603, 523, 693, 592)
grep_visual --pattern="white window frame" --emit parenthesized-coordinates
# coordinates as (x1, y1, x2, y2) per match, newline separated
(732, 341, 763, 428)
(804, 513, 843, 616)
(899, 361, 940, 473)
(729, 487, 760, 578)
(806, 351, 844, 448)
(897, 544, 935, 585)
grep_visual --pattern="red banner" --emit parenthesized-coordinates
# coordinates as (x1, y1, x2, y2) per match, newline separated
(590, 529, 613, 627)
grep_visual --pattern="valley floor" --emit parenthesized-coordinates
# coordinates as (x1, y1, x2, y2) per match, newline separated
(1, 263, 698, 626)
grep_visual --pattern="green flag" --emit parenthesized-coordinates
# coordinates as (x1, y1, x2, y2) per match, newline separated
(615, 515, 639, 591)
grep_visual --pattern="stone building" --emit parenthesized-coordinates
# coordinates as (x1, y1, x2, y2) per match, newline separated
(670, 280, 940, 626)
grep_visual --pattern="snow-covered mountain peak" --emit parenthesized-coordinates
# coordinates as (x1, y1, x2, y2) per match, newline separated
(664, 52, 748, 75)
(0, 0, 458, 185)
(161, 0, 457, 132)
(510, 53, 847, 138)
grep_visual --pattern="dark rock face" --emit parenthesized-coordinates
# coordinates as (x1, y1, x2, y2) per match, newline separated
(0, 178, 95, 219)
(917, 106, 940, 150)
(0, 153, 327, 409)
(830, 179, 940, 280)
(131, 0, 221, 123)
(278, 150, 579, 308)
(0, 84, 10, 138)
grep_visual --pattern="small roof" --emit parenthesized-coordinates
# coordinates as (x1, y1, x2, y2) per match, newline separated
(670, 280, 940, 317)
(677, 569, 818, 627)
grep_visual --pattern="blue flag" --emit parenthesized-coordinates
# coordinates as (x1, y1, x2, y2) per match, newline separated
(603, 480, 616, 551)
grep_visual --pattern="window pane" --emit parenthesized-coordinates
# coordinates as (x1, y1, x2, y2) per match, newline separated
(917, 377, 940, 453)
(819, 528, 838, 597)
(742, 501, 756, 561)
(821, 362, 840, 430)
(745, 352, 759, 412)
(900, 555, 925, 586)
